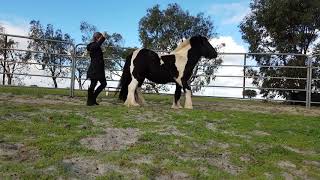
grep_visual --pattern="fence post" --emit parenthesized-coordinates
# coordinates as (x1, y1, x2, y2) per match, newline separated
(242, 54, 247, 99)
(69, 44, 77, 97)
(306, 55, 312, 108)
(2, 35, 7, 85)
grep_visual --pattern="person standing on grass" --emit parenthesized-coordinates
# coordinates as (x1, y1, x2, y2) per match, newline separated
(86, 32, 107, 106)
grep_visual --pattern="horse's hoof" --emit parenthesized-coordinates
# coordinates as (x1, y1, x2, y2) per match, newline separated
(124, 101, 140, 107)
(171, 105, 180, 109)
(132, 103, 140, 107)
(184, 106, 193, 109)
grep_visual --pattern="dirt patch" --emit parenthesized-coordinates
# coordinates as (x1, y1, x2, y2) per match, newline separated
(252, 130, 271, 136)
(282, 145, 316, 156)
(278, 160, 309, 179)
(278, 161, 296, 169)
(303, 160, 320, 168)
(206, 123, 217, 131)
(221, 130, 252, 140)
(0, 142, 39, 162)
(132, 155, 153, 165)
(76, 112, 111, 127)
(80, 128, 140, 151)
(239, 154, 256, 163)
(156, 171, 190, 180)
(157, 126, 186, 136)
(206, 153, 243, 175)
(178, 152, 243, 175)
(1, 94, 83, 106)
(282, 172, 294, 180)
(207, 140, 230, 149)
(128, 110, 172, 122)
(0, 112, 29, 121)
(264, 172, 274, 179)
(62, 157, 141, 179)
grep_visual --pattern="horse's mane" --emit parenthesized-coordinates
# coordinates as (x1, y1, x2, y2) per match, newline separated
(171, 38, 191, 54)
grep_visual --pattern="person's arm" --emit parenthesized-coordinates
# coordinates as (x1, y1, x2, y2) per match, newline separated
(87, 34, 106, 51)
(96, 34, 106, 46)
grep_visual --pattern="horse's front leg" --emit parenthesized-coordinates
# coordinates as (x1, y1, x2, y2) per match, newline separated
(124, 78, 140, 107)
(182, 80, 193, 109)
(172, 83, 183, 109)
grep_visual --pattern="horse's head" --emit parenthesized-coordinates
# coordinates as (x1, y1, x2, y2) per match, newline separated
(190, 35, 218, 59)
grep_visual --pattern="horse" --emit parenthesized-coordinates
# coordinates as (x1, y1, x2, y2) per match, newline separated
(118, 35, 218, 109)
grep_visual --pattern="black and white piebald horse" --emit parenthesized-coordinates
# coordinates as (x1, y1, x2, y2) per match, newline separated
(118, 35, 218, 109)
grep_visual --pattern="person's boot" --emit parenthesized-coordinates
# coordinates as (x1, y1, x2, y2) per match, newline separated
(87, 90, 95, 106)
(93, 92, 99, 105)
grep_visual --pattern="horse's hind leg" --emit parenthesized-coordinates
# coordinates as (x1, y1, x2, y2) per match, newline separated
(124, 78, 140, 107)
(172, 84, 183, 109)
(135, 79, 145, 105)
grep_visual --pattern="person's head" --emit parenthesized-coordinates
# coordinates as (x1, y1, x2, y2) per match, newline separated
(92, 32, 103, 42)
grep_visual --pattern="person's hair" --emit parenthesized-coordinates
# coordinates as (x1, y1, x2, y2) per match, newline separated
(92, 32, 102, 42)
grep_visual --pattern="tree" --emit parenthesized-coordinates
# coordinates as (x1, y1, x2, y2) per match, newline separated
(28, 20, 73, 88)
(139, 3, 222, 93)
(240, 0, 320, 99)
(77, 21, 126, 90)
(0, 25, 30, 85)
(243, 89, 257, 99)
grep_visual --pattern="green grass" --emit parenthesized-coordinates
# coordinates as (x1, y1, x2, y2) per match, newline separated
(0, 86, 320, 179)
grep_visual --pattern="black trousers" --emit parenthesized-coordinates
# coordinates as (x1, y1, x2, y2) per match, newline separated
(88, 78, 107, 99)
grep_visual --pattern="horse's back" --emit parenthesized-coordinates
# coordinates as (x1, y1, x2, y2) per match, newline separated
(131, 48, 175, 84)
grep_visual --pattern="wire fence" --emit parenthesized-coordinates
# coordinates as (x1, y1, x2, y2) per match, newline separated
(0, 33, 319, 108)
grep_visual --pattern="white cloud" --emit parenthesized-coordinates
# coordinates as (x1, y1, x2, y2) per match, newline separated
(195, 36, 250, 98)
(0, 19, 30, 49)
(207, 2, 250, 25)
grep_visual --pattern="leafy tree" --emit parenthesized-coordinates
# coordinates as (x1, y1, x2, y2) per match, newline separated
(243, 89, 257, 99)
(139, 3, 221, 93)
(28, 20, 73, 88)
(240, 0, 320, 99)
(0, 25, 30, 85)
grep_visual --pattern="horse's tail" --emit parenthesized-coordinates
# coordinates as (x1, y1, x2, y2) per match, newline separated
(118, 52, 133, 101)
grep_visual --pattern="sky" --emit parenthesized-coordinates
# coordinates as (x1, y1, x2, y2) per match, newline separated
(0, 0, 250, 48)
(0, 0, 253, 98)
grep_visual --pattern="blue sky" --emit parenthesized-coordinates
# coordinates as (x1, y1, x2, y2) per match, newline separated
(0, 0, 250, 48)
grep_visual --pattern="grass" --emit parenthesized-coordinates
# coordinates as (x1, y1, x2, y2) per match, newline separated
(0, 86, 320, 179)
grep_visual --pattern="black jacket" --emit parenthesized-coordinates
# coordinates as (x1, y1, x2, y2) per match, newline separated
(87, 36, 106, 80)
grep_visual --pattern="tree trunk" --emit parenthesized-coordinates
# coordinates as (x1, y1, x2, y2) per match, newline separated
(7, 74, 12, 85)
(52, 77, 58, 88)
(2, 36, 7, 85)
(78, 79, 82, 90)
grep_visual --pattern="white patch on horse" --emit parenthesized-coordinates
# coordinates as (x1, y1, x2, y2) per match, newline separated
(125, 78, 139, 107)
(125, 49, 141, 107)
(160, 59, 164, 65)
(171, 99, 182, 109)
(130, 49, 142, 74)
(171, 39, 191, 87)
(184, 89, 193, 109)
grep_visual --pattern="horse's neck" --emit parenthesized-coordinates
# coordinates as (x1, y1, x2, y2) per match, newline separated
(170, 40, 191, 58)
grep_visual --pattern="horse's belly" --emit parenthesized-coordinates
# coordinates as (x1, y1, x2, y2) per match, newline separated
(146, 71, 174, 84)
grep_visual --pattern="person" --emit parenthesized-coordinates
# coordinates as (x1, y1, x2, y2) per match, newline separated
(86, 32, 107, 106)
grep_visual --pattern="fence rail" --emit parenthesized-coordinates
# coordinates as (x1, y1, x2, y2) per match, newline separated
(0, 33, 319, 108)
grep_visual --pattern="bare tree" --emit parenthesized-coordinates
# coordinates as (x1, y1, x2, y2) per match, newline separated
(0, 25, 30, 85)
(28, 20, 73, 88)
